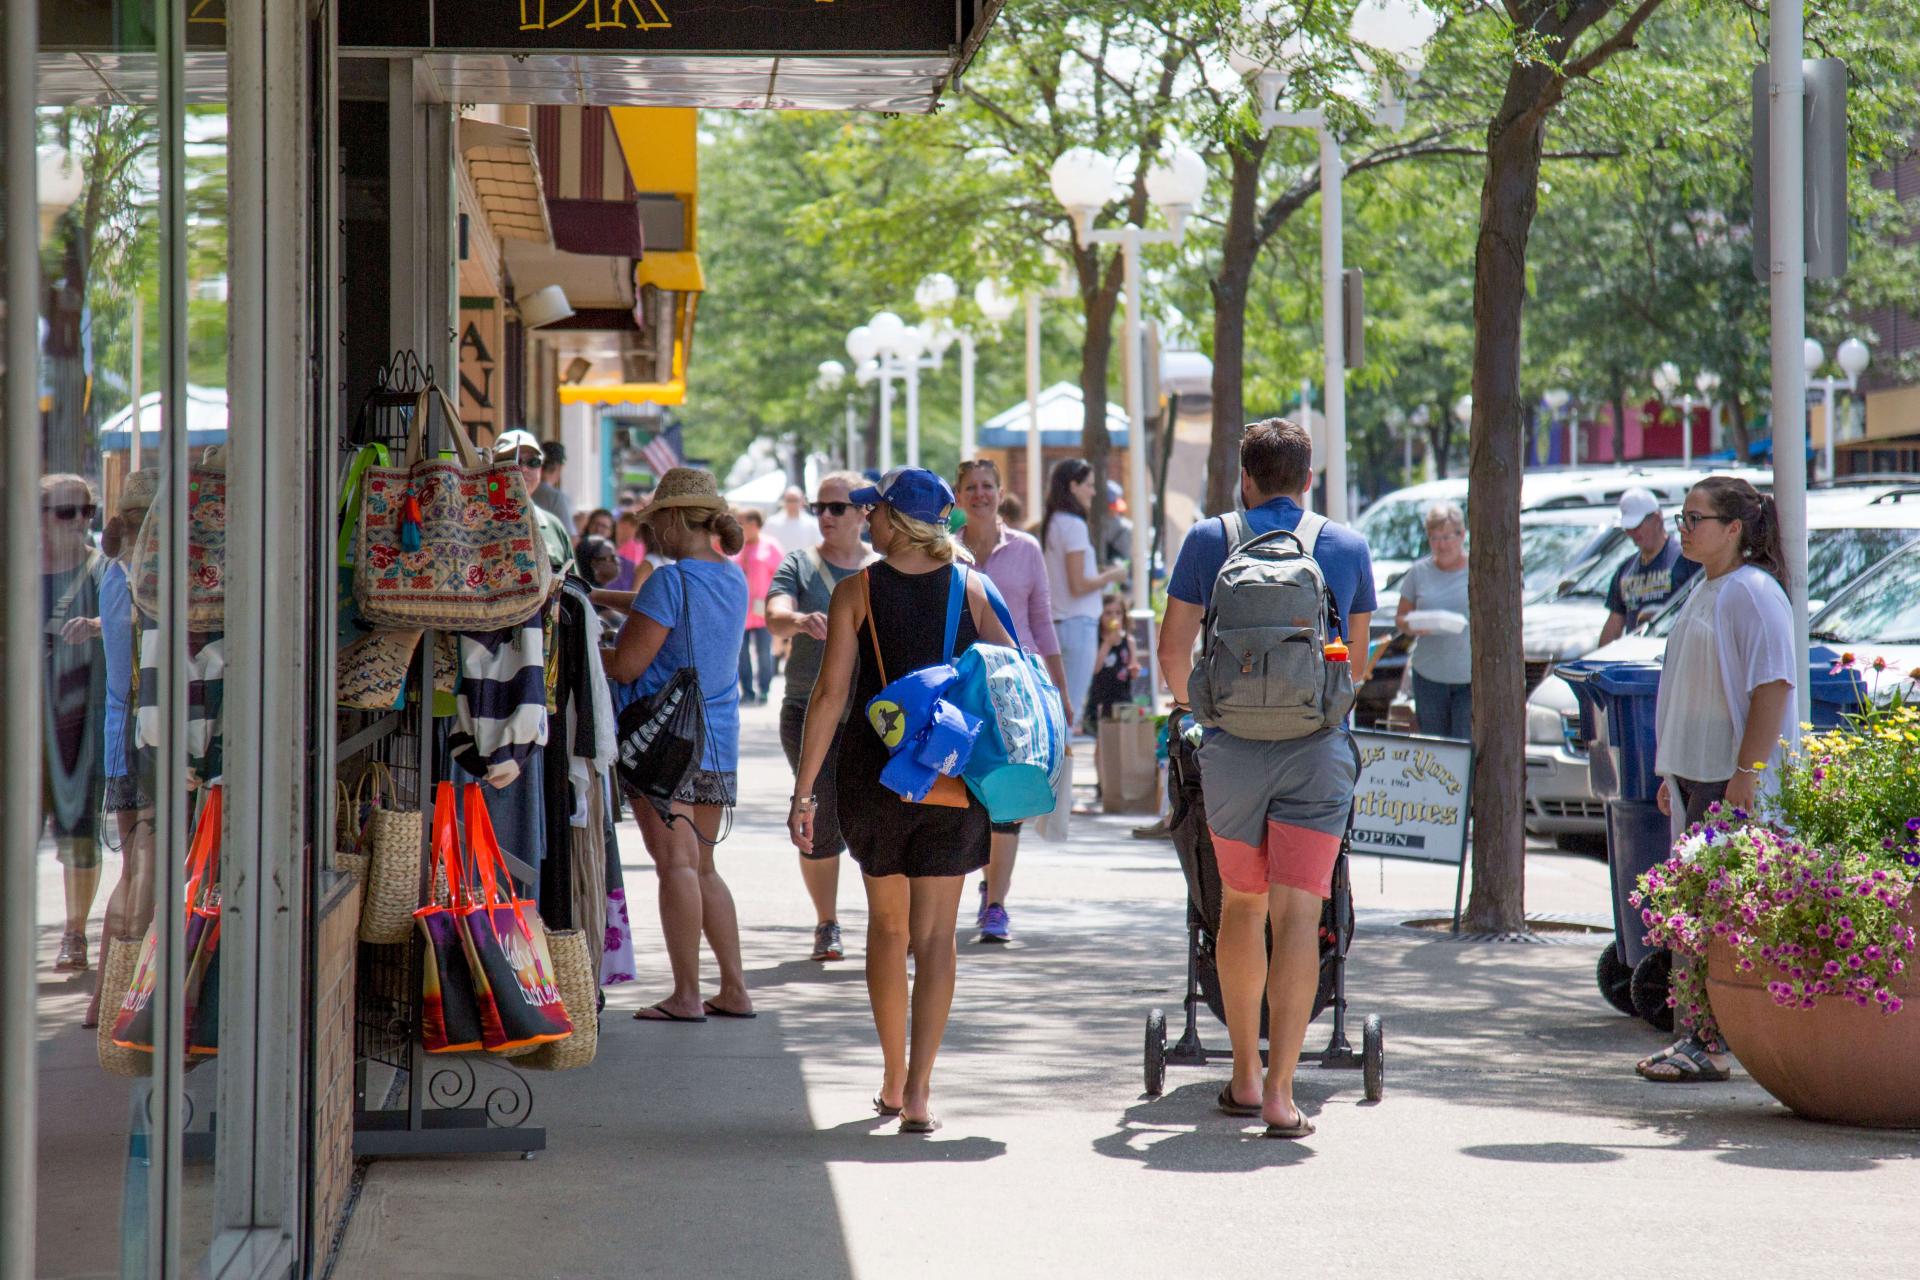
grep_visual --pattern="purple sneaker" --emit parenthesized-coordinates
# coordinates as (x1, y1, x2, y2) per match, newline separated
(976, 878, 988, 928)
(980, 903, 1010, 943)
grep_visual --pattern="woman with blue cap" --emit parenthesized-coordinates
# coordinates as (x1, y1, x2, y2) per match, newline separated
(787, 467, 1016, 1134)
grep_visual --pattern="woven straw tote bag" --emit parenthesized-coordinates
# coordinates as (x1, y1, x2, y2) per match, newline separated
(353, 762, 427, 944)
(96, 935, 152, 1078)
(523, 926, 598, 1071)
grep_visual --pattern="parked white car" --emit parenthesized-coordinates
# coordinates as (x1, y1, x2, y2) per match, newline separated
(1525, 488, 1920, 843)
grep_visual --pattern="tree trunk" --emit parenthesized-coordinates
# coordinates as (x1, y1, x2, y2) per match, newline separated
(1079, 251, 1119, 558)
(1465, 72, 1556, 936)
(1425, 402, 1451, 478)
(1207, 138, 1267, 516)
(1727, 389, 1753, 462)
(1608, 367, 1628, 463)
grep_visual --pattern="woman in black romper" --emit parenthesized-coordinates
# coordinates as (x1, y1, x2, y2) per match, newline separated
(788, 468, 1013, 1134)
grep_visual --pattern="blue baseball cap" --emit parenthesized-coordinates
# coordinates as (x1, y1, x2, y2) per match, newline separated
(848, 467, 956, 525)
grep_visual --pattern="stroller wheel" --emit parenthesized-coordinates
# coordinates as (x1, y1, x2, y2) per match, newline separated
(1596, 942, 1636, 1016)
(1144, 1009, 1167, 1097)
(1361, 1014, 1384, 1103)
(1630, 949, 1675, 1033)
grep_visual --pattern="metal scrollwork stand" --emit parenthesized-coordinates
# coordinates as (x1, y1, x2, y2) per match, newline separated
(347, 350, 545, 1158)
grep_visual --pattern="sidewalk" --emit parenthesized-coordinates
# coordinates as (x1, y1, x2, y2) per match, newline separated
(336, 694, 1920, 1279)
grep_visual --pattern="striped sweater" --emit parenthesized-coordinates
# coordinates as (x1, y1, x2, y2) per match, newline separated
(447, 619, 549, 775)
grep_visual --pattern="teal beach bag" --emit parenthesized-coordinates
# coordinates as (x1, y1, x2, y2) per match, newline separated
(950, 570, 1067, 822)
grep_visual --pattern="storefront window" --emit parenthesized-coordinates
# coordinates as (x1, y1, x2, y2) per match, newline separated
(17, 7, 272, 1274)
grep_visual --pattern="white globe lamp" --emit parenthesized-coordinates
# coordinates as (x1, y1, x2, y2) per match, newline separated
(1049, 147, 1118, 216)
(1145, 145, 1208, 213)
(1837, 337, 1871, 380)
(1803, 337, 1826, 376)
(914, 272, 959, 313)
(846, 325, 878, 364)
(974, 278, 1018, 325)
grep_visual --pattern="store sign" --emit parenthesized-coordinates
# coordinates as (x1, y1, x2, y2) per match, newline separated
(1347, 729, 1473, 866)
(40, 0, 228, 49)
(340, 0, 959, 53)
(458, 297, 503, 447)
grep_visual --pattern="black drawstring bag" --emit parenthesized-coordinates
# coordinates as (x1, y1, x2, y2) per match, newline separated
(614, 565, 707, 825)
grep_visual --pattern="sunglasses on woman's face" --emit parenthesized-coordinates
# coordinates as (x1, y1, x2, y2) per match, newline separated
(809, 501, 865, 517)
(43, 503, 97, 521)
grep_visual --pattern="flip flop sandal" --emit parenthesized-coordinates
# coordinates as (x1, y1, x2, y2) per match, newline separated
(634, 1002, 707, 1023)
(1638, 1038, 1730, 1083)
(1216, 1085, 1263, 1118)
(873, 1097, 903, 1117)
(899, 1117, 941, 1135)
(702, 1000, 757, 1019)
(1262, 1109, 1316, 1140)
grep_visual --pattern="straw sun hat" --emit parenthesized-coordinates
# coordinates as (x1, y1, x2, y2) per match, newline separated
(644, 466, 727, 515)
(120, 469, 161, 512)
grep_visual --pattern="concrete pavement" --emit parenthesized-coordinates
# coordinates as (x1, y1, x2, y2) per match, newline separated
(336, 691, 1920, 1279)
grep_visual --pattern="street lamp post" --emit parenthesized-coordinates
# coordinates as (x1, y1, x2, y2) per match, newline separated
(916, 272, 993, 462)
(1695, 370, 1722, 458)
(816, 359, 853, 467)
(1231, 0, 1439, 522)
(1805, 336, 1871, 482)
(845, 324, 890, 472)
(1049, 144, 1206, 622)
(1651, 361, 1689, 467)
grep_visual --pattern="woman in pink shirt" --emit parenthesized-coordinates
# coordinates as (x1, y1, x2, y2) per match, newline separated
(733, 508, 784, 704)
(956, 459, 1072, 944)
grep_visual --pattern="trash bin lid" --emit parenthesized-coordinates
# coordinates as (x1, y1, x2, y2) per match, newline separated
(1590, 661, 1665, 698)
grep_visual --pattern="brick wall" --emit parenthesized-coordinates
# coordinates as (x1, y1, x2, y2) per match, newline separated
(310, 878, 362, 1269)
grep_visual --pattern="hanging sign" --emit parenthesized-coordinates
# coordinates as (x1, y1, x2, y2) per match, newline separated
(339, 0, 960, 54)
(1348, 729, 1473, 867)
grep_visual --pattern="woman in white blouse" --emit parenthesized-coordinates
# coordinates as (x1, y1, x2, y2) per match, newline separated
(1041, 459, 1127, 720)
(1638, 475, 1795, 1084)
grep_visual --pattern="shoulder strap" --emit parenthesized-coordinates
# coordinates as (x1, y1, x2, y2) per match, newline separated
(977, 570, 1020, 648)
(1224, 509, 1254, 552)
(1293, 510, 1327, 557)
(858, 568, 887, 684)
(49, 549, 104, 628)
(943, 565, 967, 660)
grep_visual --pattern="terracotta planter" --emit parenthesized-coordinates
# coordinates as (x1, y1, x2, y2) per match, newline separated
(1707, 918, 1920, 1128)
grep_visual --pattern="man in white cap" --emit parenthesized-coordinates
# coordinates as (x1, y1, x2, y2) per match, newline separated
(1596, 486, 1701, 648)
(494, 429, 576, 575)
(763, 485, 822, 555)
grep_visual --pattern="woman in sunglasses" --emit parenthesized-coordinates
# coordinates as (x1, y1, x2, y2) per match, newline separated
(40, 474, 109, 975)
(1637, 475, 1796, 1085)
(766, 472, 876, 962)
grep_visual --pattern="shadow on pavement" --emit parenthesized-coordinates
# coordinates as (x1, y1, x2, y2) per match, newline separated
(1091, 1081, 1320, 1173)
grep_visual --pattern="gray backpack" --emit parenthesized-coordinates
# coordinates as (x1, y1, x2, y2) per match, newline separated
(1190, 510, 1355, 741)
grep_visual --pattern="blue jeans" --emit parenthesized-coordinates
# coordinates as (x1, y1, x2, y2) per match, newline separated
(1411, 670, 1472, 740)
(738, 627, 773, 703)
(1053, 615, 1098, 724)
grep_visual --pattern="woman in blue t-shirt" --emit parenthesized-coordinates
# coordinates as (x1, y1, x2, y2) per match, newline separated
(605, 467, 755, 1023)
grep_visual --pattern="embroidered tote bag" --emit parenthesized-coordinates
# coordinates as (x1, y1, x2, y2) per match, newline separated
(130, 451, 227, 631)
(353, 386, 551, 630)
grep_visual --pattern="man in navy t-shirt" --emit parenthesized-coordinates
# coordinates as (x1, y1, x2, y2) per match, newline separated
(1158, 417, 1375, 1140)
(1597, 487, 1701, 648)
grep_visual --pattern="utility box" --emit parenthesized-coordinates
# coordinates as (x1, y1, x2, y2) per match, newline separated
(1752, 59, 1849, 281)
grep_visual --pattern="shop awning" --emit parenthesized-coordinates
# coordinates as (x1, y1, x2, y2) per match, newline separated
(458, 119, 554, 245)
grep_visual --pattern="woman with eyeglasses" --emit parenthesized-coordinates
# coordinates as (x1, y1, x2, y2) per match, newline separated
(1636, 475, 1796, 1085)
(766, 472, 876, 962)
(1041, 459, 1128, 728)
(40, 474, 109, 976)
(956, 457, 1070, 944)
(1394, 500, 1472, 739)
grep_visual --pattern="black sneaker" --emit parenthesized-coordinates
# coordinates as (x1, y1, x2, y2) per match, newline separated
(811, 921, 844, 962)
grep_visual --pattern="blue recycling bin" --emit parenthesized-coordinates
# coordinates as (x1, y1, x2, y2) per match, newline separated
(1556, 661, 1668, 968)
(1808, 647, 1869, 729)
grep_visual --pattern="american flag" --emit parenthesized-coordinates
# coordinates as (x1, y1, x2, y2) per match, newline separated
(641, 422, 682, 477)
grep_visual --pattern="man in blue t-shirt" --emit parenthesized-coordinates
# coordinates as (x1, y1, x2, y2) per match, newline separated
(1597, 487, 1701, 648)
(1158, 417, 1376, 1140)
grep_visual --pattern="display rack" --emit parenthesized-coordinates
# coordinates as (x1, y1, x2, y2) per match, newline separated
(342, 351, 544, 1158)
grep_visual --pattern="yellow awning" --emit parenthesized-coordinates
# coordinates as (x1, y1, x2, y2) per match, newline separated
(560, 380, 686, 408)
(634, 251, 705, 295)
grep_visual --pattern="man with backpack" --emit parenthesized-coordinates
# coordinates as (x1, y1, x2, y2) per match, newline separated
(1157, 418, 1376, 1139)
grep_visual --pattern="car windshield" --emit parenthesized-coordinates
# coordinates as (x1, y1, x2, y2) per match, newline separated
(1562, 536, 1633, 599)
(1520, 521, 1616, 598)
(1356, 497, 1464, 564)
(1811, 546, 1920, 644)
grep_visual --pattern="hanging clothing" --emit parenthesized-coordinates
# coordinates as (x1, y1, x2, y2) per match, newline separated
(446, 618, 549, 777)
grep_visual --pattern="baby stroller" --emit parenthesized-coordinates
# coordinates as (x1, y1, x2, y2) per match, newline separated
(1142, 715, 1384, 1102)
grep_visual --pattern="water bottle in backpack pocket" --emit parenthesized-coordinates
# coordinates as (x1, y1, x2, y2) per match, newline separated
(1191, 511, 1354, 742)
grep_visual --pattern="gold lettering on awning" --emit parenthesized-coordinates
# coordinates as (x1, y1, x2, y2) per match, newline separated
(519, 0, 672, 32)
